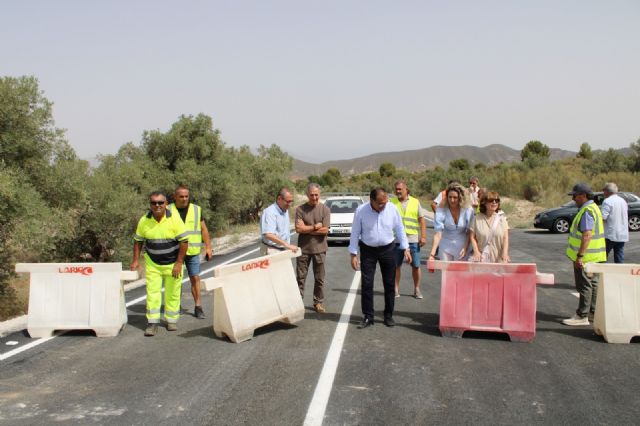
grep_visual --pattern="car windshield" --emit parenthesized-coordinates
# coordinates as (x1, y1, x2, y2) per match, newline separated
(562, 200, 576, 207)
(622, 192, 640, 202)
(326, 199, 361, 214)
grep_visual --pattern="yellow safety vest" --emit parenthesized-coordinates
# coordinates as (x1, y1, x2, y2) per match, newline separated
(168, 203, 204, 256)
(133, 209, 189, 265)
(565, 202, 606, 263)
(391, 196, 421, 235)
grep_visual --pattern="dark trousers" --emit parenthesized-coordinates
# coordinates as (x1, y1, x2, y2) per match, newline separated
(605, 239, 625, 264)
(359, 242, 396, 320)
(296, 252, 326, 303)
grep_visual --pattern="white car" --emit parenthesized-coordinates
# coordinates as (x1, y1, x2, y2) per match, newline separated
(324, 195, 366, 242)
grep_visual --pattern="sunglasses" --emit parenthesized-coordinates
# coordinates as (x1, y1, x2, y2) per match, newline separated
(486, 198, 500, 203)
(149, 201, 165, 206)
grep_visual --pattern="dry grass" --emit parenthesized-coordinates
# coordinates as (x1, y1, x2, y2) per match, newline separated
(1, 274, 29, 321)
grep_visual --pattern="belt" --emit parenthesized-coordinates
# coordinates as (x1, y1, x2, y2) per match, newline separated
(359, 241, 394, 251)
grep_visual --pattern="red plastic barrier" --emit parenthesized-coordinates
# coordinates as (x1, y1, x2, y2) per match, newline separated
(426, 260, 554, 342)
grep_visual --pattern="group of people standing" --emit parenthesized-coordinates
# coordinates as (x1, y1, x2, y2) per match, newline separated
(348, 178, 511, 328)
(130, 176, 629, 336)
(131, 185, 212, 336)
(562, 182, 629, 326)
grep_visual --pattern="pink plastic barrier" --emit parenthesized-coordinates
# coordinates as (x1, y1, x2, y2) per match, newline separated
(426, 260, 554, 342)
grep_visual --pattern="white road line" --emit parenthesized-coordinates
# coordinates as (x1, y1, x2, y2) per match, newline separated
(304, 271, 360, 426)
(0, 334, 61, 361)
(1, 247, 260, 362)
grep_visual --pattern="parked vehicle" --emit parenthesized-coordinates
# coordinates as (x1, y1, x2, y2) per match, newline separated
(533, 192, 640, 233)
(324, 194, 366, 242)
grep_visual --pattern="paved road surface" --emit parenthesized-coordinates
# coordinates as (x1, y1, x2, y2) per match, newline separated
(1, 230, 640, 425)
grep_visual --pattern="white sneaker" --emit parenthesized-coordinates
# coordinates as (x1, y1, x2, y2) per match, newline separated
(562, 314, 589, 326)
(414, 289, 423, 299)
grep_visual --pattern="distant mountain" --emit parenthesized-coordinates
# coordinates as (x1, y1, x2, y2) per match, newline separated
(291, 144, 577, 178)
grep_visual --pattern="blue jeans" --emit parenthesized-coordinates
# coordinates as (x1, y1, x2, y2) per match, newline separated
(605, 239, 625, 264)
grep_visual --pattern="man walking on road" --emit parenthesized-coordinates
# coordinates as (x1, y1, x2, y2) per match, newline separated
(132, 191, 188, 336)
(349, 187, 411, 328)
(260, 187, 298, 255)
(562, 183, 606, 326)
(295, 183, 331, 313)
(391, 180, 427, 299)
(601, 182, 628, 264)
(168, 185, 213, 319)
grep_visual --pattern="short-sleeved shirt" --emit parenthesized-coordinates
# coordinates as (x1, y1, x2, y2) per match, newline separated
(578, 200, 596, 232)
(134, 211, 188, 265)
(434, 207, 474, 258)
(470, 212, 509, 262)
(260, 202, 291, 249)
(296, 202, 331, 254)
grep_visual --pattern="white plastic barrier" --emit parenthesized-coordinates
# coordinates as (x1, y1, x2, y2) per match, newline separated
(15, 263, 138, 338)
(584, 263, 640, 344)
(201, 249, 303, 343)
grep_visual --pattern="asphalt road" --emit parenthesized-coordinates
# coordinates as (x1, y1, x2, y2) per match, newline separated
(1, 230, 640, 425)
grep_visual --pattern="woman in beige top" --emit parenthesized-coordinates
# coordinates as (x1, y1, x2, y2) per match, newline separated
(470, 191, 510, 263)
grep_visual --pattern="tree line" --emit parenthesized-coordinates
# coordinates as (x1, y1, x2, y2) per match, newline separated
(0, 76, 293, 318)
(1, 75, 639, 319)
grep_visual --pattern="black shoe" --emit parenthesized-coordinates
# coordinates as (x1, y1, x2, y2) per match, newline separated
(383, 317, 395, 327)
(194, 306, 205, 319)
(359, 317, 374, 328)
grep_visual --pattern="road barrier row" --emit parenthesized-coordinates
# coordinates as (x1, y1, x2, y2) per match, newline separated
(14, 258, 640, 345)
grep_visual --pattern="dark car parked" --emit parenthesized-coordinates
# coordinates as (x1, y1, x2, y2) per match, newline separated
(534, 192, 640, 233)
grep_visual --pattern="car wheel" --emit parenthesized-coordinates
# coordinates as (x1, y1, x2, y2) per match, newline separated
(629, 215, 640, 232)
(552, 218, 570, 233)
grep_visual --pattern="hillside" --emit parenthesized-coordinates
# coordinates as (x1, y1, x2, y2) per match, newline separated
(291, 144, 576, 178)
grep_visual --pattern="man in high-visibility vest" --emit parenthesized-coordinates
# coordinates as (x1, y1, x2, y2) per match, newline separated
(391, 180, 428, 299)
(168, 185, 213, 319)
(562, 183, 607, 326)
(131, 191, 188, 336)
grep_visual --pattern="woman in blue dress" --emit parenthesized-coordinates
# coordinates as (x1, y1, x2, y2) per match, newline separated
(428, 182, 474, 261)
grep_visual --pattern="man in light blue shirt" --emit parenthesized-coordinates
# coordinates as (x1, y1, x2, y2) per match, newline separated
(349, 187, 411, 328)
(601, 182, 628, 263)
(260, 187, 298, 255)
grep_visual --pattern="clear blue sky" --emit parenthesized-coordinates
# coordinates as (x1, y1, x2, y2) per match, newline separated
(3, 1, 639, 162)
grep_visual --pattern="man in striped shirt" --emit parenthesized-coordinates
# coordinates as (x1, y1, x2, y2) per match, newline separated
(131, 191, 189, 336)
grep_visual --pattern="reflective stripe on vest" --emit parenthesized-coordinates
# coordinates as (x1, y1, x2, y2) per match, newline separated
(168, 203, 203, 256)
(391, 196, 421, 235)
(565, 202, 607, 263)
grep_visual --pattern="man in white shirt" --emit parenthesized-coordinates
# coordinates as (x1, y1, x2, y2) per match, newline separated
(349, 187, 411, 328)
(601, 182, 629, 263)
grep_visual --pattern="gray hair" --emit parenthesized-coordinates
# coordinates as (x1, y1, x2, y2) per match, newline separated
(306, 182, 321, 193)
(277, 187, 292, 199)
(603, 182, 618, 193)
